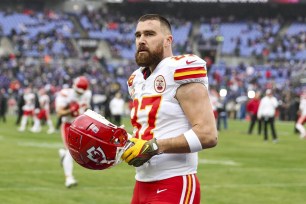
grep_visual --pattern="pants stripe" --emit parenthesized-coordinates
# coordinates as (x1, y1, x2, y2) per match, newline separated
(189, 174, 196, 204)
(185, 175, 192, 204)
(179, 176, 187, 204)
(180, 175, 196, 204)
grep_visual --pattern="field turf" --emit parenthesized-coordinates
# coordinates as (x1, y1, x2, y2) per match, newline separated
(0, 116, 305, 204)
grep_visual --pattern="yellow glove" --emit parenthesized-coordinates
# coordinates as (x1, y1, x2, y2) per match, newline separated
(121, 137, 159, 167)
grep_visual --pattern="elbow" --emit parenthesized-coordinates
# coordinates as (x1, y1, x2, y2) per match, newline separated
(201, 129, 218, 149)
(207, 132, 218, 148)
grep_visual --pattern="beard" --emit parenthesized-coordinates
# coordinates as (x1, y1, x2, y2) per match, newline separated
(135, 42, 164, 68)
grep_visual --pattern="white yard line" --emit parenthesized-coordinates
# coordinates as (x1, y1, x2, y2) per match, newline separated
(198, 159, 240, 166)
(1, 183, 306, 191)
(17, 141, 63, 149)
(203, 183, 306, 189)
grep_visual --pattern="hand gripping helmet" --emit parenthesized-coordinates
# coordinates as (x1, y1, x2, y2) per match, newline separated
(73, 76, 89, 94)
(67, 109, 128, 170)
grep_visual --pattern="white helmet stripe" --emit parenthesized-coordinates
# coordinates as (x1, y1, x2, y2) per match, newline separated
(84, 109, 117, 128)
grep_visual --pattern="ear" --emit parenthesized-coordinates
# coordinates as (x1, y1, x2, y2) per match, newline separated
(164, 35, 173, 47)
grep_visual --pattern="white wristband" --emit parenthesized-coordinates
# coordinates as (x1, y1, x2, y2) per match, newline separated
(184, 129, 202, 153)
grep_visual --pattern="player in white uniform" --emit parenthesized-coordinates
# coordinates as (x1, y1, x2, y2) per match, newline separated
(296, 90, 306, 139)
(31, 88, 55, 134)
(55, 76, 92, 188)
(18, 87, 36, 132)
(121, 14, 218, 204)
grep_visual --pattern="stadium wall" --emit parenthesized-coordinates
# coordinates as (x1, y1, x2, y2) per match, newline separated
(107, 2, 306, 19)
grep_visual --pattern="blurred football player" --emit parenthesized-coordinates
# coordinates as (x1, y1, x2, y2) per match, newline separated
(296, 90, 306, 139)
(55, 76, 92, 188)
(31, 87, 55, 134)
(121, 14, 218, 204)
(18, 87, 35, 132)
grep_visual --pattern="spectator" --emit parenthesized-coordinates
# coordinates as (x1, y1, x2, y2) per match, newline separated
(0, 88, 8, 123)
(109, 91, 125, 126)
(217, 96, 228, 131)
(246, 91, 262, 135)
(257, 89, 279, 142)
(15, 90, 25, 125)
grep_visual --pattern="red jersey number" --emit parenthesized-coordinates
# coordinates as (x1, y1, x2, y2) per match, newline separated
(131, 95, 162, 140)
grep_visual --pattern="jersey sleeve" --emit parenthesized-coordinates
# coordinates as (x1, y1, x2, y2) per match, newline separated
(127, 69, 139, 99)
(55, 89, 69, 111)
(84, 90, 92, 107)
(172, 54, 208, 88)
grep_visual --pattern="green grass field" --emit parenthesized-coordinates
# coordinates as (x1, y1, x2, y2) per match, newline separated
(0, 115, 306, 204)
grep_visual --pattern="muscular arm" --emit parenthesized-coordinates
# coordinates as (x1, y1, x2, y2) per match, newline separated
(56, 106, 71, 117)
(157, 83, 218, 153)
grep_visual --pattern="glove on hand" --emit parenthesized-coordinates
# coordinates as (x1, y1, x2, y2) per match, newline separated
(121, 137, 159, 167)
(69, 101, 80, 117)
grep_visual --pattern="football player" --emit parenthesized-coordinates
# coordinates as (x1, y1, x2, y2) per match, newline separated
(30, 87, 55, 134)
(55, 76, 92, 188)
(296, 90, 306, 139)
(120, 14, 218, 203)
(18, 87, 36, 132)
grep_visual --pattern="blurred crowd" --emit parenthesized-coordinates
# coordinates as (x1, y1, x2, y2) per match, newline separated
(0, 7, 305, 130)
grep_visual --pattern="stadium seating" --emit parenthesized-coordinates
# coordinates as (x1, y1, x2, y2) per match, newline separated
(0, 7, 305, 117)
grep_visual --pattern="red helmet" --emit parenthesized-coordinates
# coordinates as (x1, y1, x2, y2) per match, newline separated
(73, 76, 89, 94)
(67, 110, 128, 170)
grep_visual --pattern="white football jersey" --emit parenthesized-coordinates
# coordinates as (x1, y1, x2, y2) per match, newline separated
(39, 94, 50, 111)
(22, 92, 35, 111)
(55, 88, 92, 123)
(127, 54, 208, 182)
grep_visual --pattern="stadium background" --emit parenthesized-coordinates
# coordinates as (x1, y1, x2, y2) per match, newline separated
(0, 0, 306, 203)
(0, 0, 306, 115)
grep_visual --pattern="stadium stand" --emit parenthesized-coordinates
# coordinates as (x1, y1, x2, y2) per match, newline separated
(0, 1, 305, 120)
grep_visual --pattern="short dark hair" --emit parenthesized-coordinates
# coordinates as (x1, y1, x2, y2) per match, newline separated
(138, 14, 172, 33)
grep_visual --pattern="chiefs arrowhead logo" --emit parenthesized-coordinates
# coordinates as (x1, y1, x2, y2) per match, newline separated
(154, 75, 166, 93)
(87, 146, 115, 164)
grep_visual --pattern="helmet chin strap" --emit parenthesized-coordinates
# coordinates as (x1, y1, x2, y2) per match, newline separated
(115, 141, 134, 165)
(73, 86, 85, 94)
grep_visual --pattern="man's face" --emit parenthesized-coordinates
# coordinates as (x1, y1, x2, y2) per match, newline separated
(134, 20, 165, 67)
(74, 88, 84, 96)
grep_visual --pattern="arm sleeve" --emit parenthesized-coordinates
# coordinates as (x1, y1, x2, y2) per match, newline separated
(173, 55, 208, 88)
